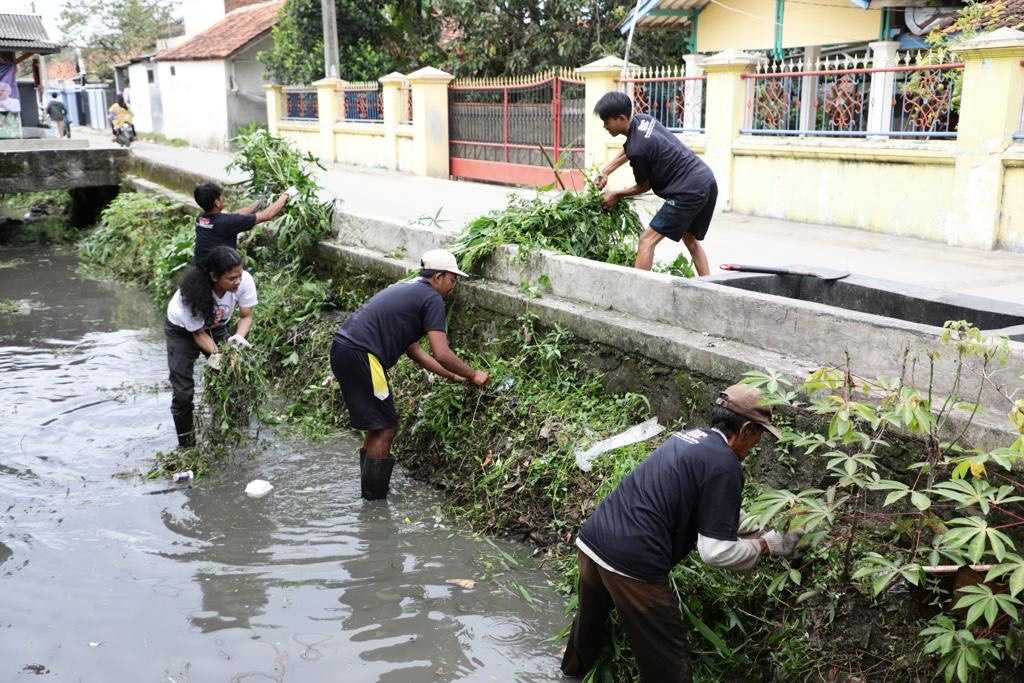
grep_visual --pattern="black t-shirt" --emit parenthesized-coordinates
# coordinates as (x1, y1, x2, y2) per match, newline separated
(45, 100, 66, 121)
(577, 427, 743, 582)
(194, 211, 257, 265)
(335, 279, 447, 369)
(624, 114, 714, 201)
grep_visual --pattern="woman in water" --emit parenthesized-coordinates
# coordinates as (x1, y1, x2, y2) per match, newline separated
(164, 246, 256, 448)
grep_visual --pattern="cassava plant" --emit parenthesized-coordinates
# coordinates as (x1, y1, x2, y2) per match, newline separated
(741, 321, 1024, 682)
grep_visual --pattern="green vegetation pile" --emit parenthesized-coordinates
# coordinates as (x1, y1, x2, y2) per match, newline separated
(453, 184, 695, 278)
(78, 130, 1024, 681)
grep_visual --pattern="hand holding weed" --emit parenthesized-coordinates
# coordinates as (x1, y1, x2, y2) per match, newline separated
(594, 172, 608, 190)
(472, 370, 490, 387)
(227, 334, 251, 348)
(763, 528, 805, 559)
(601, 190, 620, 211)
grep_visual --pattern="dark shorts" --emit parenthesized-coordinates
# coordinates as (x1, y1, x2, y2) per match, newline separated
(649, 180, 718, 242)
(330, 338, 399, 431)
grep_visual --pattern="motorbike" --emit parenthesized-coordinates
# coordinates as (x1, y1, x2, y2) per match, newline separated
(113, 122, 135, 147)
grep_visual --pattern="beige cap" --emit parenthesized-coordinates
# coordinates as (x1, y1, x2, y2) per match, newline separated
(716, 384, 782, 439)
(420, 248, 470, 277)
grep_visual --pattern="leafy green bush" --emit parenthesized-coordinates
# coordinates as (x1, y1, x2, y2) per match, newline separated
(454, 185, 635, 268)
(79, 193, 191, 295)
(228, 127, 334, 268)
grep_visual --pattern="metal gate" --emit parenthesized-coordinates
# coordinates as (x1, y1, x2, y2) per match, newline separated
(448, 71, 586, 189)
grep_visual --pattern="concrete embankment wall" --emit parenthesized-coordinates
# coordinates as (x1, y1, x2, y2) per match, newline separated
(321, 206, 1024, 450)
(125, 154, 1024, 449)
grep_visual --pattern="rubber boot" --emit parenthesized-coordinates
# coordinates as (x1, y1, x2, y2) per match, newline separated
(361, 457, 395, 501)
(173, 412, 195, 449)
(358, 448, 368, 498)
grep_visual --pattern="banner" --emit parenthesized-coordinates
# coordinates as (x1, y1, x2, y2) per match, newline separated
(0, 59, 22, 138)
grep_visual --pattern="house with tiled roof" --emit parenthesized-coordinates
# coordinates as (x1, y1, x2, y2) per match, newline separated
(621, 1, 975, 58)
(0, 12, 61, 138)
(126, 0, 282, 149)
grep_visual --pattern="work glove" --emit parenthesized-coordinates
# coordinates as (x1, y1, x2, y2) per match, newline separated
(763, 529, 805, 559)
(207, 353, 223, 371)
(227, 334, 251, 348)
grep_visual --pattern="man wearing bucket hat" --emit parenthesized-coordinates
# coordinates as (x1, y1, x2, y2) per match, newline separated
(330, 248, 489, 500)
(562, 383, 803, 683)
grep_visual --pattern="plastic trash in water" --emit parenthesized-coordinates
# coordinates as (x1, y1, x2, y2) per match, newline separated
(245, 479, 273, 498)
(172, 470, 194, 483)
(574, 417, 665, 472)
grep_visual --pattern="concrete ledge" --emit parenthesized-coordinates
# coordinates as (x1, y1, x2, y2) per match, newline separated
(126, 155, 230, 197)
(0, 138, 90, 151)
(732, 137, 956, 165)
(327, 212, 1024, 417)
(318, 240, 1016, 450)
(0, 147, 128, 191)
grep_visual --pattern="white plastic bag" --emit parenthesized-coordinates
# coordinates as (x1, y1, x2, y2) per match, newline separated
(245, 479, 273, 498)
(574, 418, 664, 472)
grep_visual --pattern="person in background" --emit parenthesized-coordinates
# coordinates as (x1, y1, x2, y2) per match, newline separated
(107, 94, 135, 142)
(330, 249, 490, 500)
(561, 383, 804, 683)
(192, 182, 290, 266)
(593, 91, 717, 276)
(45, 93, 67, 138)
(164, 246, 256, 448)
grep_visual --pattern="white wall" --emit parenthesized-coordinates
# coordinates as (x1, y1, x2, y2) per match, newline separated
(127, 62, 154, 133)
(157, 60, 230, 149)
(226, 35, 271, 138)
(179, 0, 227, 38)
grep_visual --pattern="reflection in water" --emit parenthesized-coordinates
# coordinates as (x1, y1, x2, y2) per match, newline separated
(0, 247, 566, 680)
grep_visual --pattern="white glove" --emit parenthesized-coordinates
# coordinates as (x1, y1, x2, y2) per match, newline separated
(207, 353, 223, 371)
(763, 529, 805, 558)
(228, 334, 251, 348)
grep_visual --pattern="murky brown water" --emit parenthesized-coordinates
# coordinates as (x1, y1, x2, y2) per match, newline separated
(0, 246, 566, 682)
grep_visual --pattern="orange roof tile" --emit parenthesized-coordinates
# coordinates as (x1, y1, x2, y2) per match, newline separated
(156, 1, 282, 62)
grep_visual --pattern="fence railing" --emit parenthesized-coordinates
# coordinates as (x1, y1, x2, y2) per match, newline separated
(889, 61, 961, 138)
(283, 87, 317, 121)
(619, 66, 705, 133)
(742, 52, 962, 139)
(448, 70, 585, 170)
(400, 80, 413, 124)
(341, 81, 383, 123)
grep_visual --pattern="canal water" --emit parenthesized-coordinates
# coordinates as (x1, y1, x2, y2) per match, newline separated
(0, 246, 566, 682)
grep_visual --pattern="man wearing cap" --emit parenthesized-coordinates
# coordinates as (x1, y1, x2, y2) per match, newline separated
(330, 249, 490, 500)
(561, 383, 803, 683)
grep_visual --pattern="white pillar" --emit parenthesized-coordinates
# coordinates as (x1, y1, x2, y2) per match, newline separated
(799, 46, 821, 132)
(683, 54, 705, 131)
(867, 41, 900, 138)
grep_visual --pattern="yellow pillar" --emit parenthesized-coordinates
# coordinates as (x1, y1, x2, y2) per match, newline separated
(946, 28, 1024, 249)
(264, 84, 282, 136)
(406, 66, 454, 178)
(701, 49, 761, 212)
(575, 56, 627, 171)
(313, 77, 344, 163)
(379, 72, 405, 171)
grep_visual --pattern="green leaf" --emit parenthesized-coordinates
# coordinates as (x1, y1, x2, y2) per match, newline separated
(911, 491, 932, 510)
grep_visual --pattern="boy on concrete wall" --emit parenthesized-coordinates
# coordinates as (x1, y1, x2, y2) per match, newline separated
(593, 91, 717, 275)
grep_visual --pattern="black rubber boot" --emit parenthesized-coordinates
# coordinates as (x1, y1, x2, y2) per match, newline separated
(172, 412, 195, 449)
(361, 457, 395, 501)
(358, 448, 368, 498)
